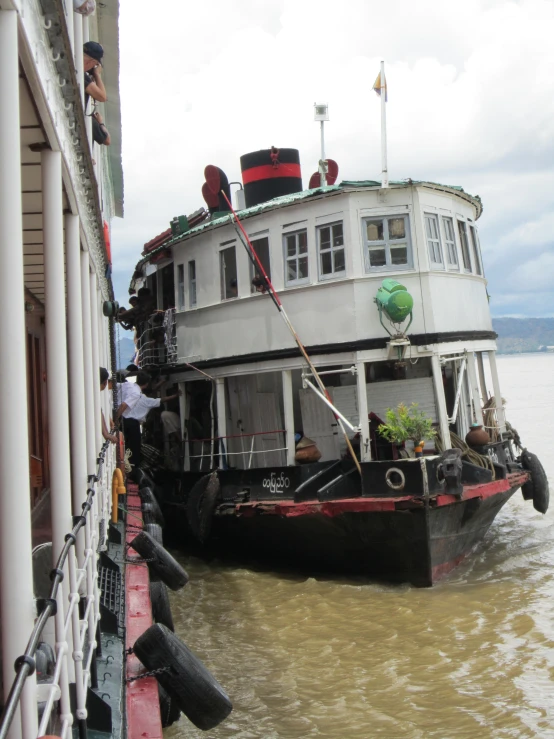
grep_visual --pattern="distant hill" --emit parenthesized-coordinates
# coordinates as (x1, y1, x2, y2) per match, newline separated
(493, 317, 554, 354)
(115, 336, 136, 367)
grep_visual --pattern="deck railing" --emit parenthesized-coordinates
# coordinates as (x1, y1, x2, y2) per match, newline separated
(187, 429, 287, 471)
(136, 308, 177, 368)
(0, 441, 114, 739)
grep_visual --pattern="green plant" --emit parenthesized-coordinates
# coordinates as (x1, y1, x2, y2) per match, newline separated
(377, 403, 436, 446)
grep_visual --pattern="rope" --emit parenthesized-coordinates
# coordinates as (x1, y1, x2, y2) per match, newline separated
(124, 447, 132, 474)
(436, 431, 496, 479)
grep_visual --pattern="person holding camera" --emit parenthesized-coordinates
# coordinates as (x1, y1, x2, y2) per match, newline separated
(83, 41, 107, 104)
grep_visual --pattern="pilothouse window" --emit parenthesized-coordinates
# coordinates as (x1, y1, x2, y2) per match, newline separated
(469, 226, 483, 276)
(250, 236, 271, 292)
(457, 221, 472, 272)
(177, 264, 185, 309)
(424, 214, 443, 267)
(188, 260, 197, 307)
(220, 246, 238, 299)
(363, 215, 412, 271)
(317, 222, 345, 279)
(442, 217, 459, 268)
(284, 229, 309, 285)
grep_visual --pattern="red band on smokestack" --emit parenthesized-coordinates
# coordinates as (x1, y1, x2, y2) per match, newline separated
(242, 163, 302, 186)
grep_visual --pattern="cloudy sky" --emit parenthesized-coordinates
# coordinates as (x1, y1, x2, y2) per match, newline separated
(110, 0, 554, 317)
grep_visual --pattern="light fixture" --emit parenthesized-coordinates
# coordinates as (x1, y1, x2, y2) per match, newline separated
(314, 103, 329, 121)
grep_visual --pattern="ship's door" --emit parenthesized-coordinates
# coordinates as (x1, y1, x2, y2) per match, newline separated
(299, 387, 341, 461)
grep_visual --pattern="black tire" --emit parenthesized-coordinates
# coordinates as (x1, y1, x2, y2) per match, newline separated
(133, 623, 232, 731)
(187, 471, 220, 543)
(158, 684, 181, 728)
(150, 579, 174, 631)
(35, 641, 55, 681)
(142, 502, 164, 527)
(130, 531, 189, 591)
(144, 522, 164, 546)
(135, 468, 156, 489)
(139, 487, 165, 527)
(521, 450, 549, 514)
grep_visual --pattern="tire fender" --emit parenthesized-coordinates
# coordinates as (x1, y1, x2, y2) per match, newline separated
(133, 623, 232, 731)
(521, 449, 549, 514)
(130, 531, 189, 590)
(149, 579, 174, 631)
(187, 471, 220, 543)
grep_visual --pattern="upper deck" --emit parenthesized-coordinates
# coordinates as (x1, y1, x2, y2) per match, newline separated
(142, 180, 492, 367)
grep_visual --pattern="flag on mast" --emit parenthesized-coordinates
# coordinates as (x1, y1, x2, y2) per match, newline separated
(373, 70, 388, 101)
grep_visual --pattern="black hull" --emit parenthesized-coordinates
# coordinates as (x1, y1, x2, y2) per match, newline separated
(165, 463, 527, 587)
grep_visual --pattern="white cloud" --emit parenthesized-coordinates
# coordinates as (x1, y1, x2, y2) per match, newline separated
(111, 0, 554, 317)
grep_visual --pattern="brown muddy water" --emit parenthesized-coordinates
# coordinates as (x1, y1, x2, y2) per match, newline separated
(166, 354, 554, 739)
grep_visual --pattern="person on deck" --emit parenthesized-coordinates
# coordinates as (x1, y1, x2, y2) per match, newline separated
(83, 42, 107, 104)
(99, 367, 117, 443)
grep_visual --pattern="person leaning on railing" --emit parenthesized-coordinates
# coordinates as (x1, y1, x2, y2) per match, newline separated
(100, 367, 117, 443)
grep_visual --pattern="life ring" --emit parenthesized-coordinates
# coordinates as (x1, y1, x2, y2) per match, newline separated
(187, 471, 220, 543)
(133, 623, 233, 731)
(139, 487, 165, 527)
(149, 579, 174, 632)
(158, 684, 181, 728)
(144, 522, 163, 546)
(521, 450, 549, 514)
(130, 530, 189, 591)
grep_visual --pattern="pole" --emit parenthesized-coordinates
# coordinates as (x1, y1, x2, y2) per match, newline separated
(319, 120, 327, 187)
(380, 60, 389, 188)
(431, 354, 451, 449)
(65, 214, 88, 561)
(81, 252, 96, 473)
(221, 190, 362, 475)
(282, 371, 296, 466)
(488, 351, 506, 433)
(0, 11, 38, 738)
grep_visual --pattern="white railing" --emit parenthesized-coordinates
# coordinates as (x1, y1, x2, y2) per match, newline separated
(0, 441, 114, 739)
(187, 429, 287, 471)
(136, 308, 177, 368)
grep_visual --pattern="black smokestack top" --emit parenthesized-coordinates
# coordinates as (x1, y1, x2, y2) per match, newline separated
(240, 147, 302, 208)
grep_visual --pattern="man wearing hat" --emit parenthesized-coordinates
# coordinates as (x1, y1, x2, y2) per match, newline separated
(83, 41, 107, 104)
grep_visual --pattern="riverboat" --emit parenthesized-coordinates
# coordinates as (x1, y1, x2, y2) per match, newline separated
(129, 139, 549, 588)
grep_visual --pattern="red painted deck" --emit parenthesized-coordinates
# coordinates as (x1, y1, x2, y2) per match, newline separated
(233, 471, 528, 518)
(125, 485, 163, 739)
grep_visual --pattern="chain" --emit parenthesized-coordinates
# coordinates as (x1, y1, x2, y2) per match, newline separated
(126, 666, 171, 683)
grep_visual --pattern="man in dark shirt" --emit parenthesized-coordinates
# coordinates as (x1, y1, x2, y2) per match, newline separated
(83, 41, 107, 105)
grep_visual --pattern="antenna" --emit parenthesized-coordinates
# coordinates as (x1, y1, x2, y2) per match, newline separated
(314, 103, 329, 186)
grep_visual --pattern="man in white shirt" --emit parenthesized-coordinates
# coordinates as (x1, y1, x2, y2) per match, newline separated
(116, 371, 180, 477)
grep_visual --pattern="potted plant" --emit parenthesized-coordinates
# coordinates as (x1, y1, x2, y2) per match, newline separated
(377, 403, 436, 457)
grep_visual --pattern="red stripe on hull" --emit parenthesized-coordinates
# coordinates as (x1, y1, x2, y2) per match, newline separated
(431, 553, 468, 582)
(242, 163, 301, 184)
(125, 486, 163, 739)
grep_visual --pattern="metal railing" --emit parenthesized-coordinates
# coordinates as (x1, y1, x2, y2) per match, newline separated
(136, 308, 177, 368)
(187, 429, 287, 471)
(0, 440, 114, 739)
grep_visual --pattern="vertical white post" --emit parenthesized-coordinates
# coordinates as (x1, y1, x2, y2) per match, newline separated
(0, 11, 38, 738)
(488, 351, 506, 433)
(178, 382, 188, 471)
(380, 60, 389, 188)
(81, 252, 96, 473)
(356, 362, 371, 461)
(431, 354, 451, 449)
(42, 150, 76, 690)
(476, 351, 488, 402)
(466, 352, 484, 426)
(282, 370, 296, 466)
(90, 271, 102, 451)
(74, 14, 84, 109)
(65, 215, 88, 558)
(215, 378, 227, 466)
(319, 120, 327, 187)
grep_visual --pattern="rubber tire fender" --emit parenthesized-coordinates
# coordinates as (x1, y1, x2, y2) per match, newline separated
(133, 623, 232, 731)
(144, 522, 163, 546)
(150, 579, 175, 631)
(186, 471, 220, 543)
(139, 487, 165, 527)
(158, 684, 181, 728)
(130, 531, 189, 591)
(521, 449, 549, 514)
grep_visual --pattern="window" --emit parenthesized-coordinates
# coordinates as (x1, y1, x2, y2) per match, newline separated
(363, 215, 412, 271)
(469, 226, 483, 276)
(442, 217, 458, 268)
(220, 246, 238, 299)
(249, 236, 271, 292)
(317, 222, 345, 279)
(177, 264, 185, 309)
(284, 229, 309, 285)
(188, 260, 197, 307)
(457, 221, 472, 272)
(424, 214, 443, 267)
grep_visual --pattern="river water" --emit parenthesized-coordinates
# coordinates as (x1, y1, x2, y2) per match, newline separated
(166, 354, 554, 739)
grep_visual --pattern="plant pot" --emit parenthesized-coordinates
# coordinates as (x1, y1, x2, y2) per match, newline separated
(465, 425, 490, 447)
